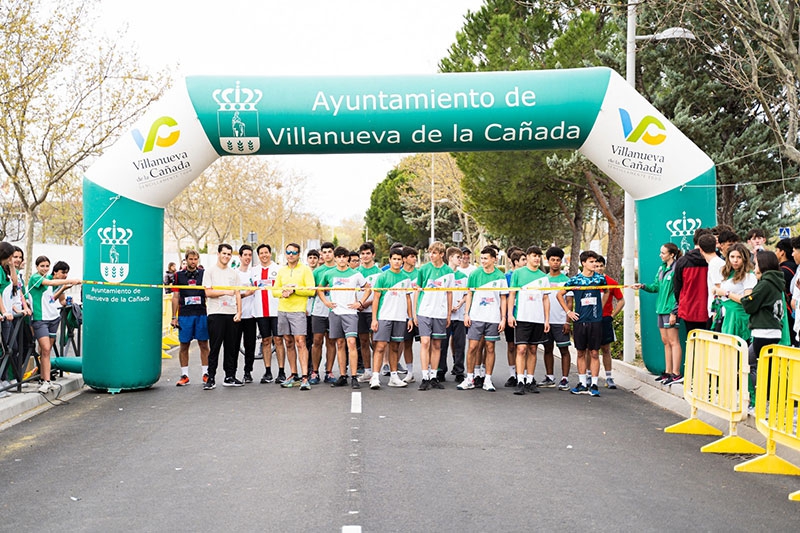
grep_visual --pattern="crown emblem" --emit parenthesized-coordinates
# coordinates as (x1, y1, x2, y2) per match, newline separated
(666, 212, 701, 238)
(666, 211, 702, 252)
(213, 81, 263, 111)
(97, 220, 133, 245)
(98, 220, 132, 283)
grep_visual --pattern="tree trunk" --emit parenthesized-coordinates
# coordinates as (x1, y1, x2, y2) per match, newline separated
(569, 189, 585, 276)
(24, 210, 35, 279)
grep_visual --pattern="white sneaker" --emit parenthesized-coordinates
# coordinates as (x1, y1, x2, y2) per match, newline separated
(369, 374, 381, 389)
(402, 374, 415, 384)
(388, 375, 408, 387)
(482, 377, 496, 392)
(357, 372, 373, 383)
(457, 378, 475, 390)
(38, 381, 52, 393)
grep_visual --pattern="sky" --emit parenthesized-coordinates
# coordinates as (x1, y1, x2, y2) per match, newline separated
(97, 0, 486, 225)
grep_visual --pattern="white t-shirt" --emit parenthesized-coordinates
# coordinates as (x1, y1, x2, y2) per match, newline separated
(707, 255, 725, 314)
(237, 267, 256, 319)
(204, 264, 239, 316)
(251, 262, 279, 318)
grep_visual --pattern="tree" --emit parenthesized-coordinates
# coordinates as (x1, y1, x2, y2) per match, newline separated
(396, 153, 485, 251)
(633, 3, 800, 233)
(651, 1, 800, 166)
(166, 156, 321, 252)
(441, 1, 626, 277)
(0, 0, 169, 275)
(364, 169, 429, 257)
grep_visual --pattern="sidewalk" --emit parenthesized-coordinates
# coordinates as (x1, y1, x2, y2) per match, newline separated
(0, 372, 86, 430)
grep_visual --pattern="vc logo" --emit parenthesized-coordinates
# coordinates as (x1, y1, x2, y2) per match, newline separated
(618, 108, 666, 146)
(131, 116, 180, 152)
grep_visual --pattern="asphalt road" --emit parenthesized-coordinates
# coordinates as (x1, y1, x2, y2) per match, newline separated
(2, 343, 799, 532)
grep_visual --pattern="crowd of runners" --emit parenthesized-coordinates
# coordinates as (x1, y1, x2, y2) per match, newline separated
(168, 239, 626, 397)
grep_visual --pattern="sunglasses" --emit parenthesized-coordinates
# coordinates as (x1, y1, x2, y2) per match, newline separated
(285, 250, 299, 255)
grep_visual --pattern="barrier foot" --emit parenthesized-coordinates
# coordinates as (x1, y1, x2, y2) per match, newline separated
(701, 435, 765, 455)
(790, 490, 800, 501)
(665, 418, 723, 436)
(162, 351, 173, 359)
(735, 454, 800, 476)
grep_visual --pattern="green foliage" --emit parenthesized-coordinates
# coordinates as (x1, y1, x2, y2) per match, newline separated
(635, 6, 800, 233)
(364, 169, 428, 257)
(440, 1, 621, 252)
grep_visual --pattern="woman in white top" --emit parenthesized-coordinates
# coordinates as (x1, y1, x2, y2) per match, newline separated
(711, 243, 757, 340)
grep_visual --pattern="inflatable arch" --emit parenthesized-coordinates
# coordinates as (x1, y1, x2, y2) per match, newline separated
(80, 67, 715, 391)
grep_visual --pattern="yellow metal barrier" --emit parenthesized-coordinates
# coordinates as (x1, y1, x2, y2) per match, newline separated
(665, 329, 765, 455)
(161, 294, 178, 359)
(735, 344, 800, 500)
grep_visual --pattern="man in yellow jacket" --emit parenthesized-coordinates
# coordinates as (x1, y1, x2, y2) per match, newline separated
(272, 242, 317, 390)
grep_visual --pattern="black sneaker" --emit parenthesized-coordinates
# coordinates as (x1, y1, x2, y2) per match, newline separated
(655, 372, 669, 383)
(243, 372, 253, 384)
(223, 377, 243, 387)
(513, 381, 526, 395)
(332, 375, 348, 387)
(261, 371, 274, 384)
(351, 376, 360, 389)
(275, 371, 287, 385)
(418, 379, 431, 391)
(505, 376, 517, 387)
(474, 376, 485, 388)
(431, 377, 444, 389)
(203, 378, 216, 390)
(526, 380, 540, 394)
(436, 371, 446, 382)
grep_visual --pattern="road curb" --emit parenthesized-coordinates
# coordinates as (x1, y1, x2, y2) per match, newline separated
(0, 374, 85, 430)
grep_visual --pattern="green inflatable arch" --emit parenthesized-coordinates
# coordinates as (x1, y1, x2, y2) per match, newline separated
(79, 67, 715, 391)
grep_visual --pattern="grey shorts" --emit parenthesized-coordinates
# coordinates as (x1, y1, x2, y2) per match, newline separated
(657, 314, 679, 329)
(467, 321, 500, 342)
(374, 320, 408, 343)
(417, 315, 447, 339)
(32, 318, 61, 339)
(311, 315, 329, 335)
(329, 313, 358, 339)
(544, 324, 572, 347)
(278, 312, 307, 336)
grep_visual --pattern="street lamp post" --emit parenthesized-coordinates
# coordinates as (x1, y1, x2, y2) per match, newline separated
(430, 153, 435, 245)
(623, 3, 695, 364)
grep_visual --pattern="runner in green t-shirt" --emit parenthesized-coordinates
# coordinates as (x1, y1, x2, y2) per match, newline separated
(27, 257, 81, 393)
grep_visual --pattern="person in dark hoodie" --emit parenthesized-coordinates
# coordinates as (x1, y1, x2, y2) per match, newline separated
(727, 251, 789, 409)
(673, 229, 714, 336)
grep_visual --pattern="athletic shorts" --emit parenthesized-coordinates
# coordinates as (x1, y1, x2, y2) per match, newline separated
(504, 324, 515, 343)
(544, 324, 572, 347)
(404, 323, 420, 342)
(32, 318, 61, 340)
(329, 313, 358, 339)
(311, 315, 329, 335)
(467, 321, 500, 342)
(374, 320, 408, 343)
(177, 314, 208, 343)
(357, 312, 372, 334)
(573, 321, 602, 351)
(514, 321, 547, 345)
(657, 314, 679, 329)
(256, 316, 279, 338)
(601, 315, 616, 345)
(278, 311, 307, 336)
(417, 315, 447, 339)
